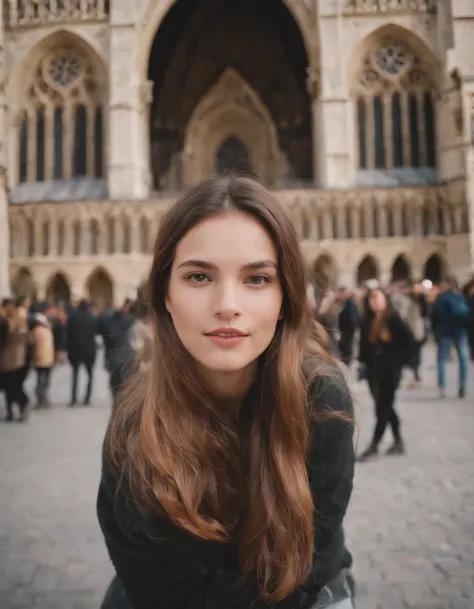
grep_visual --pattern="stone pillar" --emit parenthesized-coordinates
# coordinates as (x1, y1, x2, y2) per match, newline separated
(0, 172, 10, 298)
(314, 1, 352, 188)
(108, 6, 149, 199)
(0, 3, 10, 297)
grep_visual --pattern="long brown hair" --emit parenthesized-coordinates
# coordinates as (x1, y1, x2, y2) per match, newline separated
(107, 175, 337, 602)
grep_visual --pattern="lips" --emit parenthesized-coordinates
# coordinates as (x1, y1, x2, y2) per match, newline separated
(205, 327, 248, 337)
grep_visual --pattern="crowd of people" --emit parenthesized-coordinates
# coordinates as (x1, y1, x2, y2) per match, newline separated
(0, 293, 151, 421)
(0, 274, 473, 428)
(311, 275, 473, 461)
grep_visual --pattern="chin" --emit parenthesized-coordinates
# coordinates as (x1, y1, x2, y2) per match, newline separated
(196, 353, 255, 374)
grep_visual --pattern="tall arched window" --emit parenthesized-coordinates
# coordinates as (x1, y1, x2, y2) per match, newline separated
(354, 39, 437, 173)
(17, 43, 105, 184)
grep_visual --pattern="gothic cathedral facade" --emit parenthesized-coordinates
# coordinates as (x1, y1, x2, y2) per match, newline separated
(1, 0, 473, 307)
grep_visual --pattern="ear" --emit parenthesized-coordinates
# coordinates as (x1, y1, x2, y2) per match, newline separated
(165, 294, 172, 315)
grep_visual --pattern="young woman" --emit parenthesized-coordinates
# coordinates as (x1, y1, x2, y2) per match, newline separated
(97, 176, 355, 609)
(357, 288, 415, 462)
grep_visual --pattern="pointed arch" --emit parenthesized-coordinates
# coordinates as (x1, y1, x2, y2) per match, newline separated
(312, 253, 339, 292)
(356, 254, 380, 286)
(348, 24, 441, 86)
(390, 253, 412, 282)
(349, 24, 440, 178)
(8, 30, 107, 188)
(423, 252, 445, 284)
(184, 68, 286, 185)
(46, 272, 71, 303)
(85, 267, 114, 310)
(137, 0, 314, 81)
(11, 266, 37, 301)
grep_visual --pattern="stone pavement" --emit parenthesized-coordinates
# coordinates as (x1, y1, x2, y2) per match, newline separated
(0, 347, 473, 609)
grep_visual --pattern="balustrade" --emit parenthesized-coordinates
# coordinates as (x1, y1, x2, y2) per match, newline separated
(343, 0, 436, 14)
(9, 185, 468, 262)
(4, 0, 108, 27)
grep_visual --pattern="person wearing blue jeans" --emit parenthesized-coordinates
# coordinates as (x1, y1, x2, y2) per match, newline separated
(431, 277, 470, 399)
(437, 334, 469, 398)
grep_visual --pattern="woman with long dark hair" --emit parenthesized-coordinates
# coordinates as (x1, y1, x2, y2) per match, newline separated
(357, 288, 415, 462)
(97, 176, 355, 609)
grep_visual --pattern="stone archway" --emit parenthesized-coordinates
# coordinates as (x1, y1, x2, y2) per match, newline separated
(183, 68, 286, 185)
(46, 272, 71, 303)
(423, 253, 444, 285)
(86, 268, 114, 310)
(312, 253, 338, 293)
(11, 267, 37, 301)
(356, 255, 379, 286)
(391, 254, 412, 283)
(138, 0, 315, 82)
(146, 0, 313, 190)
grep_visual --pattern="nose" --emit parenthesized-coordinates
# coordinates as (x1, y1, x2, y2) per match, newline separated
(213, 280, 242, 319)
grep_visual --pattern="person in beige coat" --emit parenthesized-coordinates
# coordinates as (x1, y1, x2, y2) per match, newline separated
(0, 300, 29, 421)
(30, 313, 55, 408)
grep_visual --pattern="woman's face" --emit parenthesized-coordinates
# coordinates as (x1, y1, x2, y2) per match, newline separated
(166, 211, 283, 384)
(368, 289, 387, 313)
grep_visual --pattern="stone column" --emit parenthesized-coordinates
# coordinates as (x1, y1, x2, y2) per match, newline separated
(0, 2, 10, 297)
(0, 172, 10, 298)
(108, 6, 149, 199)
(314, 1, 352, 189)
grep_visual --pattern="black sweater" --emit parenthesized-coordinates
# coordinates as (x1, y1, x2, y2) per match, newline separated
(96, 372, 354, 609)
(359, 310, 415, 373)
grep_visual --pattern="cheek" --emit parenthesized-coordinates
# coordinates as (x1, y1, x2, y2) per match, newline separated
(253, 291, 283, 328)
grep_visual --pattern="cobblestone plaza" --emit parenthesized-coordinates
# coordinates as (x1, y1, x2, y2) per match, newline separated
(0, 347, 473, 609)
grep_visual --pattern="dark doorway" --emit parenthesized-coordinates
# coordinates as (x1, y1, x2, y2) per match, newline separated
(215, 136, 252, 175)
(147, 0, 312, 189)
(391, 255, 411, 283)
(424, 253, 443, 284)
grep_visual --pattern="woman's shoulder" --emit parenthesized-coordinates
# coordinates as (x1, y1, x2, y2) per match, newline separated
(303, 360, 353, 419)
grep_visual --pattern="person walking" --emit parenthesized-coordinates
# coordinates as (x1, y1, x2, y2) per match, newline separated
(405, 282, 428, 388)
(431, 276, 470, 399)
(357, 288, 415, 461)
(337, 288, 360, 367)
(67, 299, 98, 406)
(30, 313, 55, 409)
(97, 175, 355, 609)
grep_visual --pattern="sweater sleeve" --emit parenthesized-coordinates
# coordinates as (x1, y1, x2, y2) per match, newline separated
(97, 454, 288, 609)
(303, 374, 355, 595)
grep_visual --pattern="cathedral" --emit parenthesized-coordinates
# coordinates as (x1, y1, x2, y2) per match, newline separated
(1, 0, 473, 308)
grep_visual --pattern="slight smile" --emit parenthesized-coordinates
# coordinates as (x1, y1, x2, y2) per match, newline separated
(204, 328, 249, 347)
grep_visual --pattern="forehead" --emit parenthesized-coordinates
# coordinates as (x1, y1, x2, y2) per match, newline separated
(174, 211, 277, 263)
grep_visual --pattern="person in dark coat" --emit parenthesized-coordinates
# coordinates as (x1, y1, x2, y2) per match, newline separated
(336, 288, 360, 367)
(67, 299, 98, 406)
(99, 301, 135, 408)
(357, 288, 415, 461)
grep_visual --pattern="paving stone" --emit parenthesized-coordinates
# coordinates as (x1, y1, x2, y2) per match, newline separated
(0, 346, 473, 609)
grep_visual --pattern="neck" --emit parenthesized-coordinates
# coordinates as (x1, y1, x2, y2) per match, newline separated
(198, 362, 257, 419)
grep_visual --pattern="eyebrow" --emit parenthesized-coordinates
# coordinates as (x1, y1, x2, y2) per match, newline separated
(177, 259, 278, 271)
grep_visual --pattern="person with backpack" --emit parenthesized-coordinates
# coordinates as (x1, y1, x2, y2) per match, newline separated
(431, 276, 470, 399)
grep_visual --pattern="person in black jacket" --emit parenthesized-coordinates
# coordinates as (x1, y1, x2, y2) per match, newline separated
(67, 299, 98, 405)
(357, 287, 415, 462)
(96, 176, 355, 609)
(336, 288, 360, 367)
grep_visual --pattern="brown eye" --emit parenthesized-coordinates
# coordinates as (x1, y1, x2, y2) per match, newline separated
(186, 273, 210, 283)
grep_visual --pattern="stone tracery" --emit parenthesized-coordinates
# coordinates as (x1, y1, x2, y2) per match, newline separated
(16, 42, 105, 185)
(353, 38, 437, 173)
